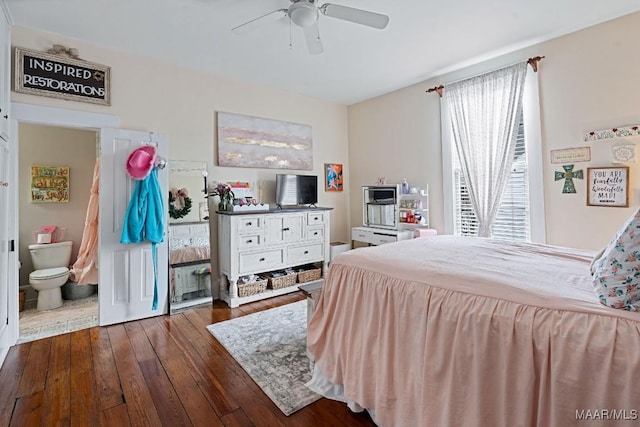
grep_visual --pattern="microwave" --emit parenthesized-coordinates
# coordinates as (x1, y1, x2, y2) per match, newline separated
(362, 185, 400, 229)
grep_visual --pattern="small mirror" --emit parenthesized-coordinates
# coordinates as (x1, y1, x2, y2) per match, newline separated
(169, 161, 208, 223)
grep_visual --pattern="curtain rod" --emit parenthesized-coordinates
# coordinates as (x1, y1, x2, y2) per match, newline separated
(425, 55, 545, 97)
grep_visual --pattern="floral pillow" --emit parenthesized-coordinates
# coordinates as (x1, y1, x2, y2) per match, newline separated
(592, 208, 640, 311)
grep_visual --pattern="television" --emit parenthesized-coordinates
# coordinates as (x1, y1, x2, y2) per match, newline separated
(275, 174, 318, 207)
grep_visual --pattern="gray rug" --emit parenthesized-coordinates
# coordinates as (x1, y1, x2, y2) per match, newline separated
(206, 301, 320, 415)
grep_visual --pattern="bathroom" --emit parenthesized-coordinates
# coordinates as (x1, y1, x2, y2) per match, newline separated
(17, 122, 99, 343)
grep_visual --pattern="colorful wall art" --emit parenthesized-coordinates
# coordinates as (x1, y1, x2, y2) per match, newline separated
(325, 163, 343, 191)
(217, 112, 313, 170)
(31, 165, 69, 202)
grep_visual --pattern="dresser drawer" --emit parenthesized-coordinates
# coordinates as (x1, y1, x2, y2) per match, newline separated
(307, 226, 324, 241)
(307, 212, 325, 225)
(351, 228, 372, 243)
(238, 249, 284, 274)
(238, 233, 263, 250)
(190, 223, 209, 236)
(170, 223, 209, 238)
(371, 233, 397, 245)
(237, 217, 262, 232)
(288, 243, 324, 264)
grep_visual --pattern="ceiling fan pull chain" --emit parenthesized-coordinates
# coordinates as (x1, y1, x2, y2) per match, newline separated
(289, 18, 293, 50)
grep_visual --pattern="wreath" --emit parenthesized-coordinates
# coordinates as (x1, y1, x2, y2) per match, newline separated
(169, 188, 192, 219)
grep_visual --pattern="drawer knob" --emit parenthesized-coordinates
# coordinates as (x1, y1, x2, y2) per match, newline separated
(313, 232, 318, 235)
(246, 222, 252, 226)
(247, 239, 253, 243)
(259, 257, 265, 262)
(283, 227, 290, 231)
(304, 250, 309, 254)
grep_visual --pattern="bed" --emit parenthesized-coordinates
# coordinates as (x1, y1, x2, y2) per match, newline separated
(306, 236, 640, 427)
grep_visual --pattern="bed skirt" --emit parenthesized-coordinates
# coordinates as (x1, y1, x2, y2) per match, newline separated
(307, 237, 640, 427)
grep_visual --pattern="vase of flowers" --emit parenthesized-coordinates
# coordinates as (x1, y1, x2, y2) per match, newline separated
(212, 182, 235, 212)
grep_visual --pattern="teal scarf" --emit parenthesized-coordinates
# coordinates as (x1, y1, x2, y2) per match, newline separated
(120, 168, 164, 309)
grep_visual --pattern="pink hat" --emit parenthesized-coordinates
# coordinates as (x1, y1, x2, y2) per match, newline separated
(126, 145, 157, 180)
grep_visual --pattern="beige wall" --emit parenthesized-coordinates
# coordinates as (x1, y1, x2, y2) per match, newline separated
(10, 25, 352, 247)
(18, 123, 97, 299)
(348, 12, 640, 251)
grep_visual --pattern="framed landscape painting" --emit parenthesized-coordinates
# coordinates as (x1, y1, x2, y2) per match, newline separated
(325, 163, 343, 191)
(217, 112, 313, 170)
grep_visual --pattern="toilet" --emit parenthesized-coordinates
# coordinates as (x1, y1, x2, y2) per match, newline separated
(28, 241, 72, 311)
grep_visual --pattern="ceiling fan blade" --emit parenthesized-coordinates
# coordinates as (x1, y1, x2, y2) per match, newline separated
(303, 22, 324, 55)
(320, 4, 389, 29)
(232, 8, 288, 34)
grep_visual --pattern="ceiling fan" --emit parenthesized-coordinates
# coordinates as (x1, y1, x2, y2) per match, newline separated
(232, 0, 389, 55)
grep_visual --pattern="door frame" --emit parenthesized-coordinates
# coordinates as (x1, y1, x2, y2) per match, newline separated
(7, 102, 119, 347)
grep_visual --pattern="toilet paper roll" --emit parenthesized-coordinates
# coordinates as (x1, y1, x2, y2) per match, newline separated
(37, 233, 52, 244)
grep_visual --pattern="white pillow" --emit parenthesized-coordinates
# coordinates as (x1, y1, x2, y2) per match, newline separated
(592, 208, 640, 311)
(590, 246, 606, 275)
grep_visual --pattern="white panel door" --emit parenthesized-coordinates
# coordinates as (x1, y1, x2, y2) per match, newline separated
(99, 129, 168, 326)
(0, 135, 10, 365)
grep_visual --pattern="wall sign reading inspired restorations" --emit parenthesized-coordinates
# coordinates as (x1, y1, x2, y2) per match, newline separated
(587, 167, 629, 207)
(15, 47, 111, 105)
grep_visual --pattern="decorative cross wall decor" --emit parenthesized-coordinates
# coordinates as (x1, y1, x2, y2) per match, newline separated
(554, 164, 583, 194)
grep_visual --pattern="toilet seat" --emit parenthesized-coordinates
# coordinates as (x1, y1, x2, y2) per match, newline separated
(29, 267, 69, 281)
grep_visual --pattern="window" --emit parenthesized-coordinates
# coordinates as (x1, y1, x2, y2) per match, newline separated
(442, 69, 545, 242)
(453, 115, 529, 240)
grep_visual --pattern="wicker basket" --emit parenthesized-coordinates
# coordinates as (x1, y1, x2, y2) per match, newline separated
(237, 279, 268, 297)
(262, 272, 297, 290)
(297, 267, 321, 283)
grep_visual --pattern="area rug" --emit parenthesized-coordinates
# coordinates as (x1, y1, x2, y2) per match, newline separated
(18, 294, 98, 344)
(206, 300, 320, 415)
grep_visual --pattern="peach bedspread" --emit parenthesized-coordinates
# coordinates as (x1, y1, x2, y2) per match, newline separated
(307, 236, 640, 427)
(169, 246, 210, 266)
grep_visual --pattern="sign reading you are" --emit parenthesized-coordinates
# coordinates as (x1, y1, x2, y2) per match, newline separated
(587, 167, 629, 207)
(14, 47, 111, 105)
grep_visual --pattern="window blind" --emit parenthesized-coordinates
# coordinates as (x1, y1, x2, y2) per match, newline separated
(453, 116, 530, 241)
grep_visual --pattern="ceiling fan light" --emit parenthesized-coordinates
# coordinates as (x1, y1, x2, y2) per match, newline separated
(288, 2, 318, 27)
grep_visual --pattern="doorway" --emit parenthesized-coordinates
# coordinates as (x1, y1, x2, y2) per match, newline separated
(8, 102, 119, 344)
(17, 122, 99, 343)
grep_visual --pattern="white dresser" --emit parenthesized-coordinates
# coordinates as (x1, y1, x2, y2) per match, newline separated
(218, 208, 331, 307)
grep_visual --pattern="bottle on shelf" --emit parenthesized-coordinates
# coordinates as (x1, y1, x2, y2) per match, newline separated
(401, 178, 409, 194)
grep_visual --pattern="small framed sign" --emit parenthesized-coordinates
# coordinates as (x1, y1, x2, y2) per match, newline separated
(31, 165, 69, 203)
(587, 167, 629, 207)
(550, 147, 591, 164)
(14, 47, 111, 105)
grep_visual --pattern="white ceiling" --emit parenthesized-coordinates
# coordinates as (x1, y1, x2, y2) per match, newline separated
(5, 0, 640, 105)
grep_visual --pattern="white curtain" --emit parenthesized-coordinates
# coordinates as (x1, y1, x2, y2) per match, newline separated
(444, 62, 528, 237)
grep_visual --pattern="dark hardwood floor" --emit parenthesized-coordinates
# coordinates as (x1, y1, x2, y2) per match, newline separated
(0, 292, 376, 426)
